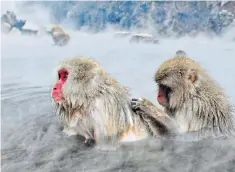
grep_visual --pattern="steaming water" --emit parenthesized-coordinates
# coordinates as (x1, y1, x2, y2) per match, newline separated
(1, 32, 235, 172)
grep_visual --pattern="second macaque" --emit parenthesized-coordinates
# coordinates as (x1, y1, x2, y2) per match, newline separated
(131, 50, 235, 140)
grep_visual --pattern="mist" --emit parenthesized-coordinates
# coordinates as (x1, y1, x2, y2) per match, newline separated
(2, 29, 235, 102)
(1, 2, 235, 172)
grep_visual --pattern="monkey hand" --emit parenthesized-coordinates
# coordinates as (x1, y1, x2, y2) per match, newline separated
(131, 98, 180, 136)
(131, 97, 165, 118)
(131, 98, 148, 114)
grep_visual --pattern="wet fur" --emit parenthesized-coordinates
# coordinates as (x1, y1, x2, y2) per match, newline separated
(53, 57, 149, 149)
(132, 51, 235, 139)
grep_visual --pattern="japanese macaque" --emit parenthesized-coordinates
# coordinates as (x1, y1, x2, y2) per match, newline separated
(131, 50, 235, 140)
(51, 57, 158, 150)
(50, 25, 70, 46)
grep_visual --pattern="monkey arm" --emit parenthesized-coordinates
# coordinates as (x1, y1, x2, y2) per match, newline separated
(131, 98, 179, 135)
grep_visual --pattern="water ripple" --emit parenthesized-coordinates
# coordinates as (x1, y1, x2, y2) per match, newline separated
(1, 83, 51, 100)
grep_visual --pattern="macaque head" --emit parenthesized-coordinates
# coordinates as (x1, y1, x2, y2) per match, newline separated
(51, 25, 64, 34)
(52, 68, 68, 102)
(154, 53, 203, 109)
(51, 57, 104, 108)
(51, 27, 70, 46)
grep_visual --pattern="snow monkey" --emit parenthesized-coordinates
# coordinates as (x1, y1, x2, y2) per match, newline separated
(131, 50, 235, 140)
(50, 25, 70, 46)
(51, 57, 159, 150)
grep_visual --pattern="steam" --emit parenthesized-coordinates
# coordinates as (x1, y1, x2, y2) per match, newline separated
(1, 1, 52, 29)
(1, 2, 235, 172)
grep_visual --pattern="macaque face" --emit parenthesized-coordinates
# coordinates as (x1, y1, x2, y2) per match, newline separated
(157, 83, 172, 106)
(52, 68, 69, 102)
(155, 71, 185, 107)
(156, 70, 196, 108)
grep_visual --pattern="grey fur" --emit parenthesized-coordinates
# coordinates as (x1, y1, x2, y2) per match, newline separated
(52, 57, 150, 149)
(132, 52, 235, 140)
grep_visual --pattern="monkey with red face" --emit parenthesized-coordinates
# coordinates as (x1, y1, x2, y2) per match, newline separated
(52, 57, 167, 150)
(131, 50, 235, 140)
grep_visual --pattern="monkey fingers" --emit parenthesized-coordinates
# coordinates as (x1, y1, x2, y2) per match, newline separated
(131, 98, 144, 112)
(131, 97, 157, 115)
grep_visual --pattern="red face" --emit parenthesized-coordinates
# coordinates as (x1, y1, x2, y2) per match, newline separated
(157, 84, 171, 106)
(157, 89, 167, 106)
(52, 69, 69, 102)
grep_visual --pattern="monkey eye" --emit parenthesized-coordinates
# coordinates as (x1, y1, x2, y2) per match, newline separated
(63, 72, 68, 79)
(58, 69, 69, 80)
(159, 84, 172, 94)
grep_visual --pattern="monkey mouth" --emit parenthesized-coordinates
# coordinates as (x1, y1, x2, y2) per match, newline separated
(54, 97, 65, 102)
(52, 93, 65, 102)
(157, 84, 172, 105)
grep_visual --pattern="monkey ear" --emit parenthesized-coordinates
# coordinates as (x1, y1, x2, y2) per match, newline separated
(187, 69, 197, 83)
